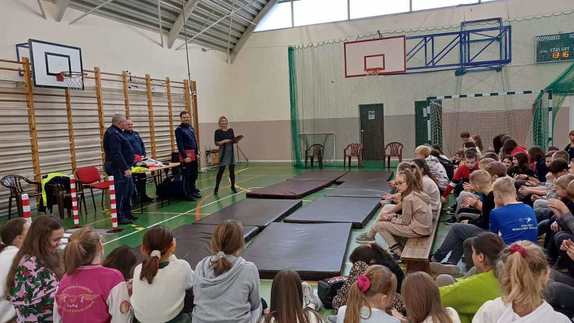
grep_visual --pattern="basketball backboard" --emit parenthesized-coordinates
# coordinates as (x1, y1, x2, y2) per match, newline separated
(27, 39, 84, 89)
(344, 36, 406, 78)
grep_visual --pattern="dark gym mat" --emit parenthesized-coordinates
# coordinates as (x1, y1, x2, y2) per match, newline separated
(287, 171, 348, 183)
(246, 179, 332, 199)
(242, 222, 352, 280)
(284, 196, 381, 228)
(132, 224, 260, 268)
(197, 199, 302, 228)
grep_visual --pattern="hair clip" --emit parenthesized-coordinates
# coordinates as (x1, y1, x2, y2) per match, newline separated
(150, 250, 161, 259)
(356, 274, 371, 293)
(214, 251, 225, 260)
(509, 244, 527, 257)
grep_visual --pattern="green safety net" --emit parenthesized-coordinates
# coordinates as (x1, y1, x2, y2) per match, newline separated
(533, 63, 574, 149)
(288, 47, 303, 168)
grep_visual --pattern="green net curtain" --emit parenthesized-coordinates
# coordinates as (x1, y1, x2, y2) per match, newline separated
(533, 63, 574, 149)
(289, 47, 303, 167)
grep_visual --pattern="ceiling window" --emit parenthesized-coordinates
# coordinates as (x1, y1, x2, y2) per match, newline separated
(254, 0, 293, 31)
(293, 0, 348, 27)
(412, 0, 478, 11)
(350, 0, 410, 19)
(255, 0, 493, 32)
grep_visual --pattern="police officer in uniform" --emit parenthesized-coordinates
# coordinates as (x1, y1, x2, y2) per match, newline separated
(175, 111, 201, 200)
(103, 113, 136, 225)
(124, 119, 153, 203)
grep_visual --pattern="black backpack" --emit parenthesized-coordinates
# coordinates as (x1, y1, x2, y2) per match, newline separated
(437, 156, 454, 180)
(156, 175, 186, 200)
(317, 276, 347, 309)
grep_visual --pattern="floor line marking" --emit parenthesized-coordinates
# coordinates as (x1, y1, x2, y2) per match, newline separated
(86, 172, 260, 226)
(103, 174, 264, 246)
(103, 193, 241, 245)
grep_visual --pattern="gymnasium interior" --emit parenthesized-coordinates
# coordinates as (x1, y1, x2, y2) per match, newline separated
(1, 0, 574, 322)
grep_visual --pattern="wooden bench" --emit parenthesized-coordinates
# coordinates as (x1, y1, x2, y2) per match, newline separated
(401, 209, 441, 273)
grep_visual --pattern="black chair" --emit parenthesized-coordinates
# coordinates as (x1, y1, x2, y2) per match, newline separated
(305, 144, 324, 169)
(0, 175, 42, 219)
(44, 176, 72, 219)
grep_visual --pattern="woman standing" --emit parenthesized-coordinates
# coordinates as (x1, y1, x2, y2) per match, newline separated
(214, 116, 241, 195)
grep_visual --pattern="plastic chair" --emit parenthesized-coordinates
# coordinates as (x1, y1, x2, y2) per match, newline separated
(384, 142, 404, 169)
(75, 166, 110, 214)
(344, 143, 363, 168)
(0, 175, 42, 219)
(305, 144, 324, 169)
(43, 176, 72, 219)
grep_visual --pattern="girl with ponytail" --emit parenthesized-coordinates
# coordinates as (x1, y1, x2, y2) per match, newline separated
(0, 218, 29, 323)
(337, 265, 398, 323)
(54, 226, 131, 322)
(192, 221, 262, 323)
(473, 241, 570, 323)
(131, 226, 194, 323)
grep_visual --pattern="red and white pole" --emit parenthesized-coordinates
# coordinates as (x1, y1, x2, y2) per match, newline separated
(70, 176, 80, 227)
(21, 193, 32, 222)
(107, 176, 122, 233)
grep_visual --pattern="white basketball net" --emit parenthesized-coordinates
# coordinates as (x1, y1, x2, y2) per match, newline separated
(58, 72, 84, 90)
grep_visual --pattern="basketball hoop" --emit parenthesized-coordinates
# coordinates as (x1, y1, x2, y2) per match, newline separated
(56, 71, 84, 90)
(365, 68, 385, 76)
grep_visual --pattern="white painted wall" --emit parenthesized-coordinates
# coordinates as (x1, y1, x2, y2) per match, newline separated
(230, 0, 574, 121)
(0, 0, 230, 122)
(1, 0, 574, 160)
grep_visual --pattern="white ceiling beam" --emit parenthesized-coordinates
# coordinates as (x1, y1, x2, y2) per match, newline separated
(230, 0, 276, 63)
(54, 0, 71, 21)
(167, 0, 200, 49)
(69, 0, 115, 25)
(175, 0, 257, 50)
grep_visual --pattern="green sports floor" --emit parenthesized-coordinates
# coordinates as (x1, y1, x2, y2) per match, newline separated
(4, 162, 451, 315)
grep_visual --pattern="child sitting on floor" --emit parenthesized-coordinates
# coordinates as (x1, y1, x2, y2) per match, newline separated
(489, 177, 538, 245)
(0, 218, 29, 323)
(336, 265, 399, 323)
(131, 226, 194, 323)
(400, 272, 461, 323)
(103, 245, 138, 281)
(508, 153, 534, 178)
(443, 149, 480, 199)
(415, 145, 449, 192)
(473, 241, 570, 323)
(456, 170, 495, 225)
(501, 156, 513, 172)
(439, 232, 504, 323)
(331, 244, 405, 316)
(261, 270, 323, 323)
(54, 227, 131, 323)
(431, 171, 495, 267)
(357, 168, 433, 258)
(192, 221, 262, 323)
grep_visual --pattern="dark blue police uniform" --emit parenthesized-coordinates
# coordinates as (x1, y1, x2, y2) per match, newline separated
(175, 122, 200, 198)
(103, 125, 135, 223)
(124, 130, 146, 156)
(124, 130, 151, 202)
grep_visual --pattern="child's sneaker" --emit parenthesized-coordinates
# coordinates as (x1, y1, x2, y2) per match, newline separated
(355, 232, 375, 244)
(302, 282, 322, 310)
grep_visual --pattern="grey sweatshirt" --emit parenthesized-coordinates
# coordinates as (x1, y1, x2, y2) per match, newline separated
(192, 255, 261, 323)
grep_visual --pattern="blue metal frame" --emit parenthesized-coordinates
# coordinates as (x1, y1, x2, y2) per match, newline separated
(405, 18, 511, 75)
